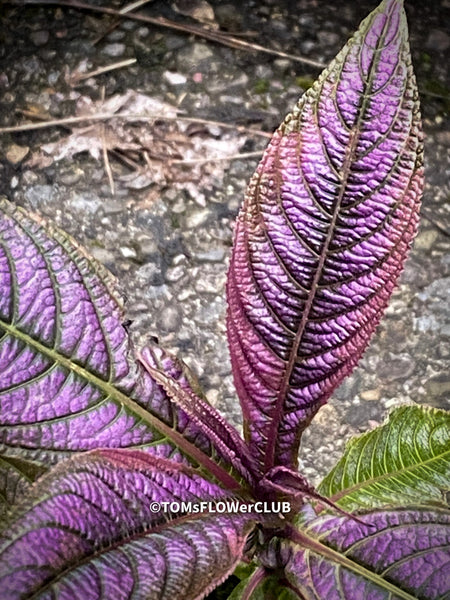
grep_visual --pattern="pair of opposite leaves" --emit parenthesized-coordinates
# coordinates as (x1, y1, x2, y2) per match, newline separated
(1, 1, 444, 599)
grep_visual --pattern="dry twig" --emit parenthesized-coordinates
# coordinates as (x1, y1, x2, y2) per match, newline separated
(171, 150, 263, 165)
(92, 0, 155, 45)
(8, 0, 325, 69)
(71, 58, 137, 83)
(99, 86, 115, 194)
(0, 112, 273, 138)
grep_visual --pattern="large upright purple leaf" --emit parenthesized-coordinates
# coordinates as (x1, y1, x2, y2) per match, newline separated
(0, 449, 255, 599)
(0, 199, 244, 506)
(226, 0, 423, 473)
(284, 507, 450, 599)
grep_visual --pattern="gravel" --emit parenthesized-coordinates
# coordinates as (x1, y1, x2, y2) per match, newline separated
(0, 0, 448, 485)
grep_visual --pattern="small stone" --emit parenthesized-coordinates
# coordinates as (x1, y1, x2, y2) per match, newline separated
(345, 402, 383, 429)
(69, 191, 102, 215)
(6, 143, 29, 165)
(377, 354, 415, 382)
(163, 71, 187, 85)
(360, 389, 381, 401)
(195, 277, 220, 294)
(426, 375, 450, 400)
(172, 254, 187, 266)
(301, 40, 316, 54)
(48, 71, 59, 86)
(102, 43, 126, 57)
(172, 0, 216, 26)
(418, 278, 450, 302)
(136, 262, 163, 286)
(30, 30, 49, 46)
(426, 29, 450, 52)
(89, 247, 115, 265)
(206, 388, 219, 404)
(102, 200, 124, 215)
(273, 59, 291, 73)
(3, 92, 15, 104)
(159, 306, 182, 332)
(176, 43, 214, 71)
(165, 265, 185, 282)
(195, 248, 225, 262)
(164, 34, 186, 52)
(106, 29, 126, 42)
(414, 229, 439, 251)
(215, 4, 243, 30)
(24, 184, 55, 209)
(136, 27, 150, 38)
(120, 246, 138, 259)
(317, 30, 340, 46)
(136, 236, 158, 257)
(312, 404, 337, 427)
(414, 314, 440, 333)
(255, 64, 273, 79)
(178, 289, 194, 301)
(185, 208, 210, 228)
(59, 166, 83, 186)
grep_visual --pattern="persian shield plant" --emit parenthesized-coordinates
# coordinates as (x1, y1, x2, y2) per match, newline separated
(0, 0, 449, 599)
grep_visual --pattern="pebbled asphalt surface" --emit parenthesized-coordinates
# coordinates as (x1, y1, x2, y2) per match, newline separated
(0, 0, 448, 484)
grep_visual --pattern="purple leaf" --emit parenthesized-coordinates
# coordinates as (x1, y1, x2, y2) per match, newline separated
(285, 507, 450, 599)
(226, 0, 423, 473)
(139, 344, 257, 483)
(0, 200, 243, 502)
(0, 449, 255, 599)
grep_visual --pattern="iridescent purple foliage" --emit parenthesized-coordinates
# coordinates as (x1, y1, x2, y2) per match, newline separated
(0, 1, 447, 599)
(226, 0, 423, 473)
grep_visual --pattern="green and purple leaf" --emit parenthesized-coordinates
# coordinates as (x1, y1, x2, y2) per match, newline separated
(318, 405, 450, 511)
(285, 507, 450, 600)
(226, 0, 424, 473)
(0, 449, 255, 599)
(0, 199, 247, 507)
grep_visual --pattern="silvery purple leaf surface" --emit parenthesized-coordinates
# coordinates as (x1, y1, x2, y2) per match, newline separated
(285, 507, 450, 600)
(0, 449, 255, 599)
(0, 200, 245, 501)
(227, 0, 423, 473)
(139, 345, 257, 483)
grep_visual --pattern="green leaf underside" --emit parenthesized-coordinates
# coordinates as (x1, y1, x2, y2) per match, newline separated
(227, 573, 299, 600)
(318, 406, 450, 511)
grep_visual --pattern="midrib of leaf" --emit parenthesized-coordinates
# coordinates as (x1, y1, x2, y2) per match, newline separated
(0, 318, 242, 491)
(329, 432, 450, 506)
(331, 450, 450, 504)
(264, 7, 396, 473)
(286, 524, 419, 600)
